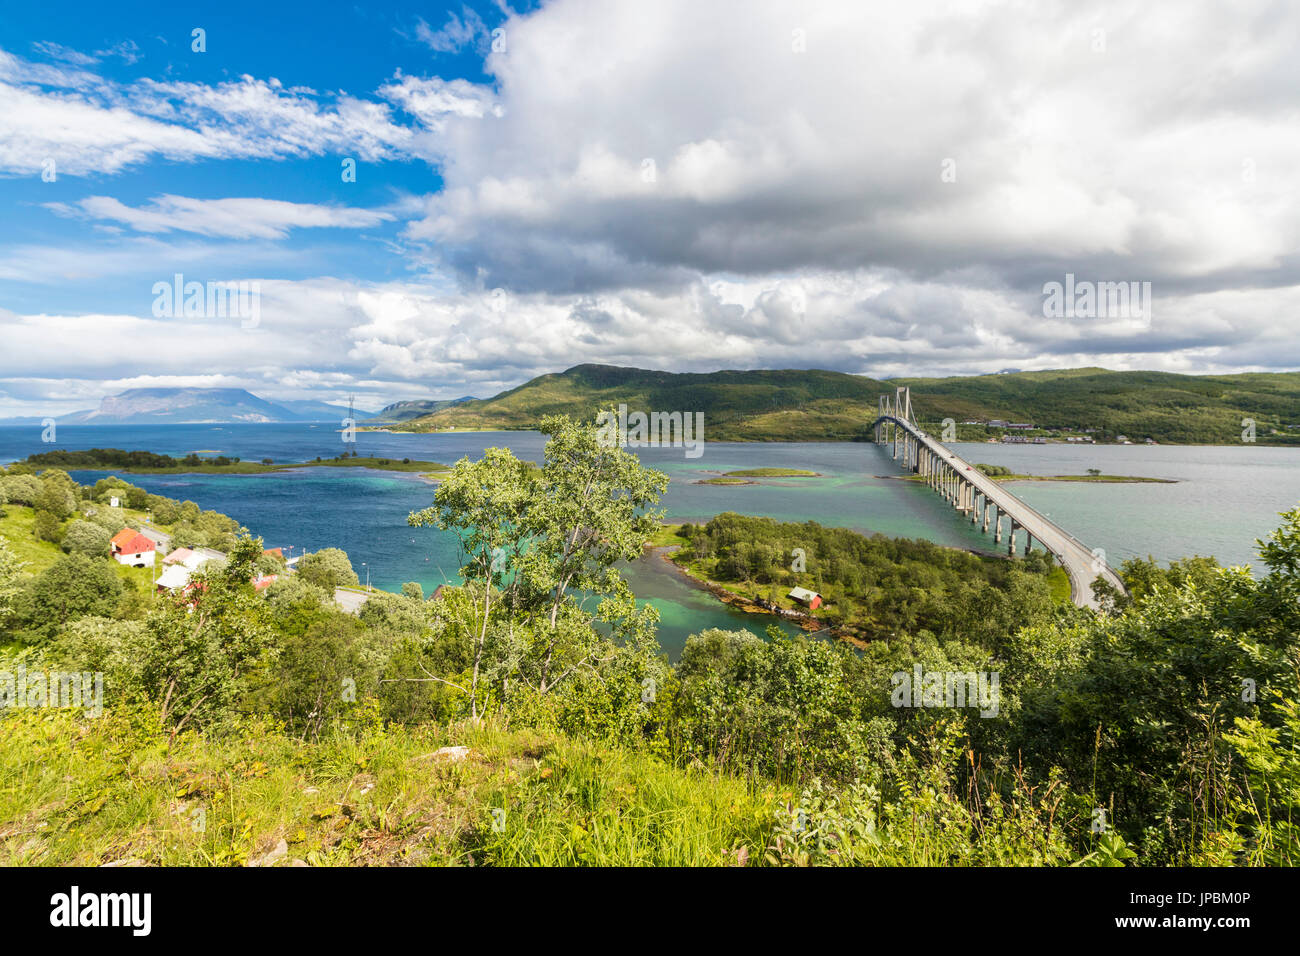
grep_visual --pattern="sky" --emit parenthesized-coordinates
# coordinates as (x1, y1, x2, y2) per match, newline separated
(1, 0, 1298, 416)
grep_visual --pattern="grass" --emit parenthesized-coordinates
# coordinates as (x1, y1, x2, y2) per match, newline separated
(644, 523, 691, 548)
(698, 477, 752, 485)
(1046, 566, 1072, 603)
(0, 706, 776, 866)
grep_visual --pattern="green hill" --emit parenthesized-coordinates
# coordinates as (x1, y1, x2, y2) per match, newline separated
(390, 364, 1300, 444)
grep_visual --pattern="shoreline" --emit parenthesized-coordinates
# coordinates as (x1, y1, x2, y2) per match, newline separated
(645, 544, 870, 649)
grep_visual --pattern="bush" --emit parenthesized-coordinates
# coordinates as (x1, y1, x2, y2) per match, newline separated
(18, 553, 123, 638)
(1, 474, 42, 506)
(62, 519, 112, 557)
(33, 509, 63, 544)
(297, 547, 360, 591)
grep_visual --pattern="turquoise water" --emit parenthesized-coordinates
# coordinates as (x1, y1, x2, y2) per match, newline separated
(4, 424, 1298, 657)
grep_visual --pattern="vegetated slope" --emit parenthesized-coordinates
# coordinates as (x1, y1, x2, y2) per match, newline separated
(399, 365, 890, 440)
(894, 368, 1300, 444)
(399, 364, 1300, 443)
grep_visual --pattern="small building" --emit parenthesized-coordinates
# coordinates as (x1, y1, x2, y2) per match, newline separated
(252, 574, 278, 592)
(108, 496, 121, 508)
(163, 546, 196, 566)
(156, 564, 192, 592)
(788, 587, 823, 610)
(110, 529, 156, 567)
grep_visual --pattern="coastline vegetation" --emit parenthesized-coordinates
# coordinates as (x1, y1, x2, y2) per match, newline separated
(17, 448, 449, 475)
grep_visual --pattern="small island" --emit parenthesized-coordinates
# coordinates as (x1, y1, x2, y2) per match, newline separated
(17, 448, 450, 476)
(696, 467, 821, 485)
(885, 464, 1174, 484)
(971, 464, 1176, 483)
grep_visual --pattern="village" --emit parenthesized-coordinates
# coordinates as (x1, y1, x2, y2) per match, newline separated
(101, 494, 373, 613)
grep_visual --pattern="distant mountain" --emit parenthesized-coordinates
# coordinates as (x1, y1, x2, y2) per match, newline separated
(394, 364, 1300, 444)
(366, 396, 476, 423)
(0, 388, 377, 425)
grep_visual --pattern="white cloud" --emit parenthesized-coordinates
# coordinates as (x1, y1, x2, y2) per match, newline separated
(0, 51, 421, 176)
(46, 195, 396, 239)
(414, 8, 490, 54)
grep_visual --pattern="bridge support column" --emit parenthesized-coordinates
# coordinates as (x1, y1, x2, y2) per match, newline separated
(1008, 521, 1018, 556)
(993, 508, 1002, 543)
(981, 498, 990, 532)
(1024, 531, 1033, 556)
(971, 489, 980, 522)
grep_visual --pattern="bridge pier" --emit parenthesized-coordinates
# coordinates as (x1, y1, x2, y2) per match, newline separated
(971, 489, 980, 523)
(1024, 531, 1033, 556)
(982, 498, 991, 533)
(1008, 521, 1018, 556)
(993, 508, 1002, 543)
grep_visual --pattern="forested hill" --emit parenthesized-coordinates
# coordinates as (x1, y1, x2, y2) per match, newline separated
(391, 364, 1300, 444)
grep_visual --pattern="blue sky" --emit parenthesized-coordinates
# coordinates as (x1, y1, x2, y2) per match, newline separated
(1, 1, 1298, 417)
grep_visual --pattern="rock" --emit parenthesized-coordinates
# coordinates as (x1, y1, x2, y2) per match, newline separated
(418, 746, 472, 763)
(247, 838, 289, 868)
(100, 858, 145, 868)
(290, 858, 309, 867)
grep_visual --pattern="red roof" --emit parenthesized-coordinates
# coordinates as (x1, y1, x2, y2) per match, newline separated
(263, 548, 283, 559)
(110, 529, 155, 553)
(252, 574, 278, 591)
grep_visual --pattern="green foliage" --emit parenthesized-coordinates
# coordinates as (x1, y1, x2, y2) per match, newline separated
(677, 512, 1060, 637)
(296, 547, 360, 591)
(17, 553, 123, 639)
(62, 518, 112, 557)
(0, 535, 28, 630)
(408, 411, 668, 718)
(1224, 688, 1300, 865)
(0, 473, 42, 507)
(133, 537, 278, 734)
(32, 509, 62, 544)
(36, 470, 79, 520)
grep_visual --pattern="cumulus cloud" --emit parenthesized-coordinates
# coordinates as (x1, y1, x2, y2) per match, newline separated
(407, 0, 1300, 305)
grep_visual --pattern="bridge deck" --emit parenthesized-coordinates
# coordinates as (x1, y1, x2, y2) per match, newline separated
(878, 417, 1124, 610)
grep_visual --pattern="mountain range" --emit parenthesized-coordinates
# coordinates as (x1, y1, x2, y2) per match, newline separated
(386, 364, 1300, 444)
(0, 388, 378, 425)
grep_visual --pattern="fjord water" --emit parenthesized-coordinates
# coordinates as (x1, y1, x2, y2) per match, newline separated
(4, 424, 1298, 657)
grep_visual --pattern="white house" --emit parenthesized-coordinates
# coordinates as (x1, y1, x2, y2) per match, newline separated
(109, 529, 156, 567)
